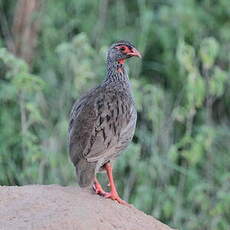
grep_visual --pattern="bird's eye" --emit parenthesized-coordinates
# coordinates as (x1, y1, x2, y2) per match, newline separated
(120, 46, 126, 51)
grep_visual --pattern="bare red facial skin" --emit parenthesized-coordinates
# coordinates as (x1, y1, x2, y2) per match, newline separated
(116, 45, 131, 65)
(116, 45, 131, 54)
(115, 45, 141, 68)
(116, 45, 141, 60)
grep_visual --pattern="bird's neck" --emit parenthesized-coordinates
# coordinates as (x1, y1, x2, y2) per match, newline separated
(104, 58, 129, 83)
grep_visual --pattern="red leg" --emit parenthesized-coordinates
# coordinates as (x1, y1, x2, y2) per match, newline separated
(93, 178, 106, 196)
(104, 162, 128, 205)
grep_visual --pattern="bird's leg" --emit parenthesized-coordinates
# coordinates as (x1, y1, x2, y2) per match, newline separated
(104, 162, 128, 205)
(93, 177, 106, 196)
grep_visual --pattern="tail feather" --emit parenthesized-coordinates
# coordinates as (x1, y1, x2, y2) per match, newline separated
(75, 159, 97, 187)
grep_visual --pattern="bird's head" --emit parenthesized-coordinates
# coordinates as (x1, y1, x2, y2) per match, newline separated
(107, 40, 141, 64)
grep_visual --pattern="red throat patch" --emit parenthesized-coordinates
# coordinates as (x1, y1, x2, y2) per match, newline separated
(118, 59, 125, 64)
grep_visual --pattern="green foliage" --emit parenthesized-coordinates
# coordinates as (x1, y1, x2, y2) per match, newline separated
(0, 48, 46, 184)
(199, 37, 219, 70)
(0, 0, 230, 230)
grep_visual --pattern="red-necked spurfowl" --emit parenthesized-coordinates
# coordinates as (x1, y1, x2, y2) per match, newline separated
(68, 40, 141, 205)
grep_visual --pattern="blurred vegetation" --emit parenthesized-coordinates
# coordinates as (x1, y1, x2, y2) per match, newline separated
(0, 0, 230, 229)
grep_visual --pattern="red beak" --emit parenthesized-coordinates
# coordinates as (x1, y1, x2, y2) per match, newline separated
(127, 48, 142, 58)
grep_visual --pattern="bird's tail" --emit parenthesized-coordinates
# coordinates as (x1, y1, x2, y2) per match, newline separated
(75, 159, 97, 187)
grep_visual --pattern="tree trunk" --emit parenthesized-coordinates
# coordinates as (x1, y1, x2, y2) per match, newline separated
(9, 0, 41, 65)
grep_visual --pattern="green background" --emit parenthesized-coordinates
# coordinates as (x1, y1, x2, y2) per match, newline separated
(0, 0, 229, 229)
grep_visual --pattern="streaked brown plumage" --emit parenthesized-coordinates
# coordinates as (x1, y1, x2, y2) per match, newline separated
(68, 40, 141, 204)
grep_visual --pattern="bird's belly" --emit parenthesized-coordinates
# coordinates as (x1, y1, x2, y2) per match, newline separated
(95, 122, 136, 172)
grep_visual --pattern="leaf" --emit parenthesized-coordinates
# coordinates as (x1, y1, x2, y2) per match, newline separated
(209, 67, 228, 97)
(199, 37, 219, 70)
(177, 41, 196, 72)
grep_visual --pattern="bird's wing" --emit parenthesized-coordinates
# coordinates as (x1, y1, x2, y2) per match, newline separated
(68, 87, 136, 165)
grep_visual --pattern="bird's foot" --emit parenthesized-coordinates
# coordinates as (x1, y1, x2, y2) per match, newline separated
(93, 181, 107, 196)
(104, 191, 129, 206)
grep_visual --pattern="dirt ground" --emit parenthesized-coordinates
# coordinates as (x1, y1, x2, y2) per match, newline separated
(0, 185, 174, 230)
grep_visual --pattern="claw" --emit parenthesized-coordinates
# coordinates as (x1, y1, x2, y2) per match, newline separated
(93, 178, 106, 196)
(104, 192, 129, 205)
(103, 163, 130, 206)
(93, 163, 130, 206)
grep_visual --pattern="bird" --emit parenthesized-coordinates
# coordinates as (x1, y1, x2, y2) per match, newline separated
(68, 40, 141, 205)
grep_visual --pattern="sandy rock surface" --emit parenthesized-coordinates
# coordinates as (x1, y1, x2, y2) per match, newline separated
(0, 185, 174, 230)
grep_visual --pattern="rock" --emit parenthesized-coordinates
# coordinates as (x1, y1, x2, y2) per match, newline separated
(0, 185, 174, 230)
